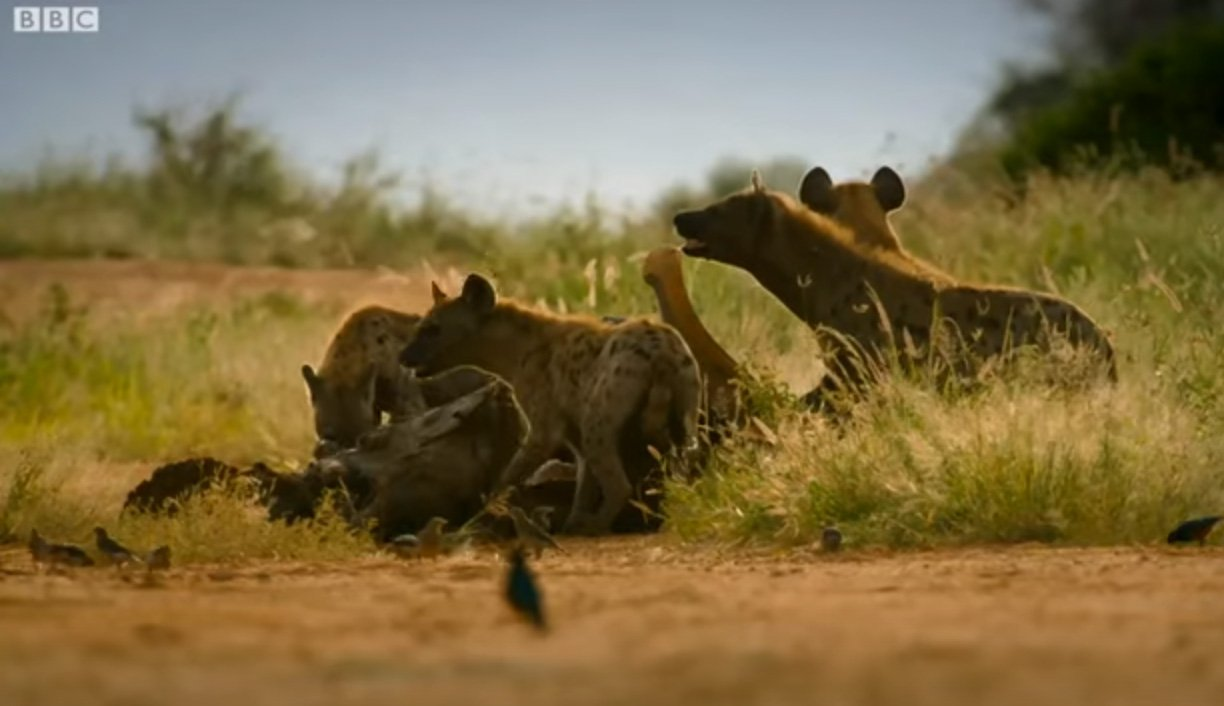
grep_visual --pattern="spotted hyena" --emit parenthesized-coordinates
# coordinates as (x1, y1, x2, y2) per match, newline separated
(398, 274, 701, 535)
(301, 305, 424, 457)
(797, 165, 954, 284)
(672, 172, 1117, 406)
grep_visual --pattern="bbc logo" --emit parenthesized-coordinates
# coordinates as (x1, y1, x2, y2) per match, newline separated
(13, 6, 99, 33)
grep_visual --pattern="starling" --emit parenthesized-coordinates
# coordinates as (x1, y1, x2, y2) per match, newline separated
(417, 517, 449, 559)
(48, 543, 96, 567)
(94, 527, 139, 566)
(820, 527, 843, 552)
(28, 528, 50, 564)
(508, 506, 564, 559)
(504, 544, 547, 632)
(530, 505, 556, 532)
(30, 530, 95, 567)
(389, 517, 449, 560)
(145, 545, 172, 571)
(387, 533, 421, 559)
(1167, 516, 1223, 546)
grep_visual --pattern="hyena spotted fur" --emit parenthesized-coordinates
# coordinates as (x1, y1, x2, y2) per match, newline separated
(301, 305, 425, 457)
(399, 274, 702, 535)
(672, 172, 1117, 407)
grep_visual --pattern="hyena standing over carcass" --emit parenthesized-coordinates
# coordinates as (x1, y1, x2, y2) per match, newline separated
(399, 274, 702, 535)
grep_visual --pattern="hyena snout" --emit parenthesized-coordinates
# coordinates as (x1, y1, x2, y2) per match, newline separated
(672, 210, 705, 237)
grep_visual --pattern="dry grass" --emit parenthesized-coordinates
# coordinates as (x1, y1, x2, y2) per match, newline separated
(3, 166, 1224, 560)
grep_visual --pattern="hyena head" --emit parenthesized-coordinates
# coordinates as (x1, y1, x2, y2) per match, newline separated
(672, 170, 791, 270)
(300, 363, 377, 456)
(398, 274, 497, 376)
(797, 165, 906, 225)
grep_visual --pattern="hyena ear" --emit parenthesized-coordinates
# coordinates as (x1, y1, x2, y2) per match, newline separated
(798, 167, 837, 214)
(460, 274, 497, 314)
(430, 281, 449, 305)
(301, 364, 322, 398)
(870, 166, 906, 212)
(750, 169, 765, 194)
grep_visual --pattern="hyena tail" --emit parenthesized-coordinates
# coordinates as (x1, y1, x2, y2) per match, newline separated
(639, 383, 673, 449)
(667, 357, 702, 451)
(638, 358, 701, 453)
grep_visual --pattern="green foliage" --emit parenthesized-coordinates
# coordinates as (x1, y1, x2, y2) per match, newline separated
(1001, 23, 1224, 177)
(0, 99, 535, 266)
(0, 286, 322, 463)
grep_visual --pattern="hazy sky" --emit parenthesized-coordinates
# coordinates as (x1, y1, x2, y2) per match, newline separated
(0, 0, 1047, 216)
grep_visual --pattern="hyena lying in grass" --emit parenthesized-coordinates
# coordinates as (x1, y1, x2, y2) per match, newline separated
(672, 172, 1117, 409)
(796, 164, 955, 285)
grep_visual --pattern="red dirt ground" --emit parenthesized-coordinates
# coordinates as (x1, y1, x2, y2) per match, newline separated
(3, 259, 1224, 705)
(3, 541, 1224, 706)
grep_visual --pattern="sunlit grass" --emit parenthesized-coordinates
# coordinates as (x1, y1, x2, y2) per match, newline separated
(0, 450, 375, 564)
(3, 166, 1224, 558)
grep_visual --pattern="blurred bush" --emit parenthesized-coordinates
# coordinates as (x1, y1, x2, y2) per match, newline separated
(947, 0, 1224, 182)
(1000, 23, 1224, 177)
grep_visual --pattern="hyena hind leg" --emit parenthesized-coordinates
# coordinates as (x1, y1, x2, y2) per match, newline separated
(565, 378, 639, 535)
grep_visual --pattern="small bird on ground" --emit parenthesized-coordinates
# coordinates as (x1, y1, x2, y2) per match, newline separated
(94, 527, 140, 566)
(416, 517, 449, 559)
(387, 533, 422, 558)
(530, 505, 556, 532)
(508, 506, 565, 559)
(30, 529, 95, 568)
(504, 544, 547, 632)
(820, 527, 843, 552)
(145, 545, 172, 571)
(389, 517, 450, 560)
(1167, 516, 1223, 546)
(28, 529, 50, 564)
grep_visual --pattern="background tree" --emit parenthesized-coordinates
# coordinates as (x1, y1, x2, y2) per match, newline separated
(653, 155, 808, 221)
(953, 0, 1224, 178)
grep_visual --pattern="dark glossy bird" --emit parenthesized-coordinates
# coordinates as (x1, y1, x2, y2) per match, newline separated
(504, 544, 547, 632)
(1167, 516, 1223, 546)
(145, 545, 172, 571)
(48, 543, 96, 567)
(509, 506, 565, 559)
(820, 527, 843, 552)
(28, 528, 50, 564)
(94, 527, 139, 566)
(30, 530, 95, 567)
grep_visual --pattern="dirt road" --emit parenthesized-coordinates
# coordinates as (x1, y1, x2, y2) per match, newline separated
(3, 540, 1223, 706)
(3, 260, 1222, 704)
(0, 258, 448, 323)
